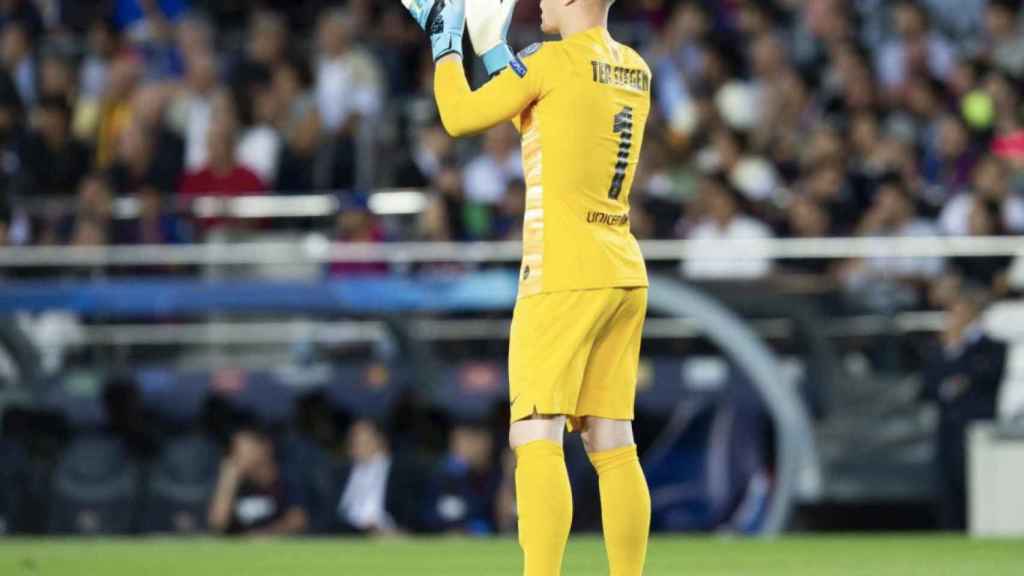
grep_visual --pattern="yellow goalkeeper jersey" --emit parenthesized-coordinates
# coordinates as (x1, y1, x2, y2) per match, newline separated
(435, 26, 650, 298)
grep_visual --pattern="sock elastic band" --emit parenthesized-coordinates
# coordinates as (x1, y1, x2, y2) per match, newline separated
(587, 444, 638, 474)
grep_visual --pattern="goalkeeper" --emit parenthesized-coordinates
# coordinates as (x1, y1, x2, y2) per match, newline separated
(401, 0, 652, 574)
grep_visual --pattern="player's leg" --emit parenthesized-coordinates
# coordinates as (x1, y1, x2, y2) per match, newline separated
(508, 292, 599, 576)
(575, 288, 650, 576)
(511, 415, 572, 576)
(581, 417, 650, 576)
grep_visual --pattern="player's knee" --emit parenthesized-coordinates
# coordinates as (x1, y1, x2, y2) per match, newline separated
(509, 415, 566, 449)
(580, 417, 634, 453)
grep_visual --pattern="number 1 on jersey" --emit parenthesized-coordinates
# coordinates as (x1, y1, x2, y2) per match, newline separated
(608, 106, 634, 201)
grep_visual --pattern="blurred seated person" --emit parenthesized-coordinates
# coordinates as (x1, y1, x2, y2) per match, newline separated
(393, 122, 453, 188)
(680, 173, 774, 281)
(20, 95, 91, 197)
(208, 425, 309, 536)
(108, 85, 184, 195)
(0, 192, 9, 247)
(939, 154, 1024, 237)
(179, 91, 265, 234)
(114, 185, 189, 245)
(948, 198, 1013, 296)
(839, 176, 944, 311)
(328, 201, 389, 276)
(332, 418, 425, 535)
(778, 193, 835, 280)
(179, 92, 266, 200)
(421, 417, 501, 535)
(53, 173, 113, 244)
(921, 280, 1006, 531)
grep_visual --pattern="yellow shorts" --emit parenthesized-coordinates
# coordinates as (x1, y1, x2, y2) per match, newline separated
(508, 287, 647, 427)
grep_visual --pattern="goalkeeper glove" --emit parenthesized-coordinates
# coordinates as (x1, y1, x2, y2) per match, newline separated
(402, 0, 465, 61)
(466, 0, 519, 76)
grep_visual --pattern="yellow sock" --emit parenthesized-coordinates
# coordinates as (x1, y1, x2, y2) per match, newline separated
(588, 445, 650, 576)
(514, 440, 573, 576)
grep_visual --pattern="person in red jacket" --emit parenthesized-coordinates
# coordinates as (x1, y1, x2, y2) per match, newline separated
(179, 91, 265, 232)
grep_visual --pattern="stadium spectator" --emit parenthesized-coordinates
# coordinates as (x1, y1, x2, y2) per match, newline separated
(59, 172, 113, 243)
(272, 56, 321, 194)
(947, 197, 1014, 296)
(939, 154, 1024, 236)
(463, 124, 522, 210)
(372, 4, 424, 98)
(921, 114, 976, 202)
(169, 12, 214, 79)
(0, 0, 43, 41)
(779, 195, 835, 279)
(421, 418, 501, 535)
(20, 95, 91, 198)
(681, 173, 774, 281)
(921, 280, 1006, 531)
(107, 86, 184, 196)
(0, 70, 22, 197)
(394, 122, 453, 189)
(799, 153, 863, 236)
(118, 0, 187, 47)
(230, 10, 289, 86)
(841, 177, 944, 311)
(0, 189, 9, 245)
(234, 64, 282, 185)
(1, 19, 34, 106)
(179, 91, 265, 200)
(981, 0, 1024, 78)
(169, 46, 217, 173)
(422, 162, 469, 242)
(492, 178, 525, 241)
(314, 6, 382, 190)
(332, 418, 425, 535)
(208, 425, 310, 536)
(92, 50, 141, 168)
(328, 200, 388, 277)
(875, 0, 957, 93)
(37, 47, 75, 102)
(79, 17, 118, 101)
(115, 184, 189, 245)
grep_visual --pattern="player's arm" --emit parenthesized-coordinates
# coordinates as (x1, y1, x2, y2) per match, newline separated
(433, 54, 541, 137)
(401, 0, 541, 137)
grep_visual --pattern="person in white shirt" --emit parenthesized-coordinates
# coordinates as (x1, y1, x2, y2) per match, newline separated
(940, 154, 1024, 236)
(334, 418, 425, 535)
(314, 7, 383, 190)
(841, 177, 944, 310)
(168, 49, 218, 173)
(462, 124, 522, 205)
(681, 173, 775, 281)
(875, 1, 956, 92)
(315, 8, 382, 134)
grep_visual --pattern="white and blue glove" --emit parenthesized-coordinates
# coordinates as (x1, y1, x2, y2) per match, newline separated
(466, 0, 519, 76)
(402, 0, 466, 61)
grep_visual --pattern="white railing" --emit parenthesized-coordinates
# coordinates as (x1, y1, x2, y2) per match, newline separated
(0, 235, 1022, 267)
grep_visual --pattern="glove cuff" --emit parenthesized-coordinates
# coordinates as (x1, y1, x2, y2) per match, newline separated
(482, 44, 515, 77)
(432, 31, 463, 61)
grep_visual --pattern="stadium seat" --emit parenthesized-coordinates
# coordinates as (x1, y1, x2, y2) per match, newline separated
(279, 434, 338, 534)
(0, 438, 29, 534)
(48, 434, 141, 535)
(140, 434, 222, 534)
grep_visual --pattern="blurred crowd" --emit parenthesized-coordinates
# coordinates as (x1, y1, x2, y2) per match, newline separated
(0, 1, 1020, 300)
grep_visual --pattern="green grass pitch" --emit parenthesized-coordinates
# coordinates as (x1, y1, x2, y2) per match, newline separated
(1, 535, 1020, 575)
